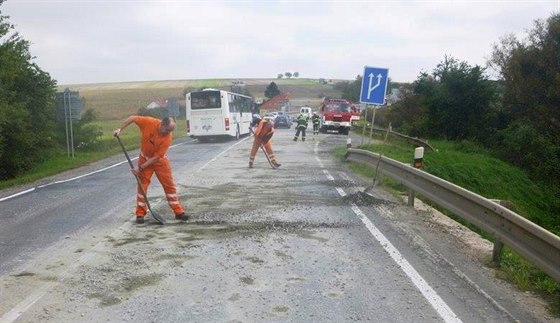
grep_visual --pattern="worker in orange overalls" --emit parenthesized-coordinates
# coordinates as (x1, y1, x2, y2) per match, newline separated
(113, 116, 186, 224)
(249, 117, 281, 168)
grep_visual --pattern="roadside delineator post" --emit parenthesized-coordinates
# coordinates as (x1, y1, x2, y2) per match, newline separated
(408, 147, 424, 207)
(347, 137, 351, 148)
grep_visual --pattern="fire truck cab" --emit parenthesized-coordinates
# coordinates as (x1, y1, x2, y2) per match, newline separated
(319, 98, 352, 135)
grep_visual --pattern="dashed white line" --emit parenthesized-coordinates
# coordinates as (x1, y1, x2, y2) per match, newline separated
(323, 169, 334, 181)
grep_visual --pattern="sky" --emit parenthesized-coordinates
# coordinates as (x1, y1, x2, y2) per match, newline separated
(2, 0, 559, 85)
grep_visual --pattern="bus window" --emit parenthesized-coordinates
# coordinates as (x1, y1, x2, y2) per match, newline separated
(229, 94, 238, 113)
(191, 91, 221, 109)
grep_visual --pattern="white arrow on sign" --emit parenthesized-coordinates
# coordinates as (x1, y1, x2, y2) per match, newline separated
(367, 72, 383, 100)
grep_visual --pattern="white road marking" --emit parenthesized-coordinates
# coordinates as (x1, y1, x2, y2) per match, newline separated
(197, 136, 251, 171)
(316, 149, 462, 323)
(350, 203, 462, 323)
(335, 187, 347, 197)
(0, 140, 194, 202)
(0, 188, 35, 202)
(0, 140, 202, 321)
(323, 169, 334, 181)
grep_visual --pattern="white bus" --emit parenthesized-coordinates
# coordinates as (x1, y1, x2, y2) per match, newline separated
(186, 89, 254, 142)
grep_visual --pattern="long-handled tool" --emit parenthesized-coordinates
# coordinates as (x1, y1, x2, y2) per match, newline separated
(116, 135, 165, 224)
(249, 126, 277, 169)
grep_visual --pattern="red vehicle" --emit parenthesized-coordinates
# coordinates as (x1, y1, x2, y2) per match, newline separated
(319, 98, 354, 135)
(350, 103, 361, 124)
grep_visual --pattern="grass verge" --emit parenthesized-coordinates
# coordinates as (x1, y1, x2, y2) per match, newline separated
(0, 119, 188, 190)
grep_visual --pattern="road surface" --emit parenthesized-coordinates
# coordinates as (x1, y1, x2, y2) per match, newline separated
(0, 128, 554, 322)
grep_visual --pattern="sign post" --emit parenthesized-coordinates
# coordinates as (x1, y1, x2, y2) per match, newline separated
(56, 89, 83, 158)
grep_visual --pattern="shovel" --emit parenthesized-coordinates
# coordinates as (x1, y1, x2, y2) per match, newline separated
(115, 135, 165, 225)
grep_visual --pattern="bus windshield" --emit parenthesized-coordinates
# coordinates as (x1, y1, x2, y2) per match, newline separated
(191, 91, 222, 109)
(324, 103, 350, 112)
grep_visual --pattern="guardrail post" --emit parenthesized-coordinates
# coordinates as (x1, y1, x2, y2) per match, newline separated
(490, 199, 512, 266)
(408, 190, 415, 206)
(492, 240, 504, 265)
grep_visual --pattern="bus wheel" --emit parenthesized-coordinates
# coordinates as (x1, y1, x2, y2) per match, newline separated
(235, 126, 240, 140)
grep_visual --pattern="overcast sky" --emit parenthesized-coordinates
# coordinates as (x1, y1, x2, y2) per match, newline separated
(2, 0, 558, 85)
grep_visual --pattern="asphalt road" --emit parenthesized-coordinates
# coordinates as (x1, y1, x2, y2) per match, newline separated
(0, 128, 553, 322)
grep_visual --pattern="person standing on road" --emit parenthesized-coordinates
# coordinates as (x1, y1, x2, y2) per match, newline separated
(249, 118, 281, 168)
(311, 112, 320, 135)
(113, 116, 187, 224)
(293, 113, 308, 141)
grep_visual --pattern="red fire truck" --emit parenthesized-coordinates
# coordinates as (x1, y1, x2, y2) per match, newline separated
(350, 103, 361, 124)
(319, 98, 358, 135)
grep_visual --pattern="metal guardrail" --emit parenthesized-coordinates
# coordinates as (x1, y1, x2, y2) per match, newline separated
(346, 148, 560, 282)
(371, 126, 436, 151)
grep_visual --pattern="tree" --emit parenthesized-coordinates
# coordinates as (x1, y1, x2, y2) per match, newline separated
(293, 72, 299, 78)
(284, 72, 292, 78)
(334, 75, 363, 102)
(488, 14, 560, 185)
(387, 89, 427, 137)
(277, 74, 283, 79)
(0, 2, 58, 179)
(264, 82, 281, 99)
(413, 56, 497, 140)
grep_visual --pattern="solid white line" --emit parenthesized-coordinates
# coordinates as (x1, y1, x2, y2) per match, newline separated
(314, 146, 461, 323)
(0, 188, 35, 202)
(0, 140, 194, 202)
(0, 142, 201, 321)
(350, 203, 462, 323)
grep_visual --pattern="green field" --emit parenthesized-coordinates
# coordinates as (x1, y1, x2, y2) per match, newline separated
(58, 78, 342, 120)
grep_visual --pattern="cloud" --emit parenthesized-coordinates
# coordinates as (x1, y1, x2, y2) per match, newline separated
(2, 0, 558, 84)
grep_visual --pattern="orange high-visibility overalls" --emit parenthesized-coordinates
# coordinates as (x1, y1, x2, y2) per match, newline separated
(249, 119, 279, 166)
(132, 116, 184, 218)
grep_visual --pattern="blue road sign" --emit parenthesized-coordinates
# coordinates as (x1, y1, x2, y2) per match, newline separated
(360, 66, 389, 105)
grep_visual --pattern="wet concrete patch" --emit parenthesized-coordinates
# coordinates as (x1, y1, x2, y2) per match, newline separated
(12, 271, 35, 277)
(297, 230, 329, 243)
(239, 276, 254, 285)
(245, 256, 264, 264)
(274, 250, 293, 260)
(342, 191, 395, 207)
(121, 273, 162, 293)
(272, 306, 289, 313)
(112, 237, 145, 247)
(88, 292, 122, 307)
(228, 293, 241, 301)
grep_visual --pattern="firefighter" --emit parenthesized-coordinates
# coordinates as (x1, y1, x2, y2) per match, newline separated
(113, 116, 187, 224)
(249, 118, 281, 168)
(311, 112, 320, 135)
(293, 112, 308, 141)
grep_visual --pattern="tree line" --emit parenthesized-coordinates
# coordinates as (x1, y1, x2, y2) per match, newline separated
(0, 2, 102, 180)
(337, 14, 559, 190)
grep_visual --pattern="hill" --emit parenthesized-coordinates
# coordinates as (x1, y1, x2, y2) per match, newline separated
(58, 78, 344, 120)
